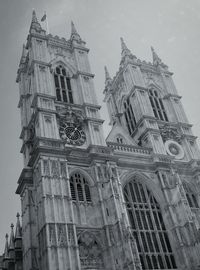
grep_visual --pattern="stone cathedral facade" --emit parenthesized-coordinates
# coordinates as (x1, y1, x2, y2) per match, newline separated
(1, 10, 200, 270)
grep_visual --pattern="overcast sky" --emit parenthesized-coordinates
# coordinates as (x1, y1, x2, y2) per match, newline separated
(0, 0, 200, 252)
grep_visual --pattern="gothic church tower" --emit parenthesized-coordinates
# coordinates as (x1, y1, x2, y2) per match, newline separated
(15, 11, 200, 270)
(104, 38, 200, 269)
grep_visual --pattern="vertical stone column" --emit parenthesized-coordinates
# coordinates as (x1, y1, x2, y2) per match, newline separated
(94, 163, 116, 270)
(157, 168, 200, 269)
(65, 159, 81, 270)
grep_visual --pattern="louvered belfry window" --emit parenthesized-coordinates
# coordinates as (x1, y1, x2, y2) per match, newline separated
(54, 65, 73, 103)
(70, 173, 91, 202)
(124, 97, 137, 137)
(124, 179, 177, 269)
(149, 89, 168, 122)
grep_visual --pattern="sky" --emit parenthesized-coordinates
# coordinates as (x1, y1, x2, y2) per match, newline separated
(0, 0, 200, 252)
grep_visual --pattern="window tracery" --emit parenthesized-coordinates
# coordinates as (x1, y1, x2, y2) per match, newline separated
(124, 178, 177, 269)
(124, 97, 137, 137)
(54, 65, 73, 103)
(148, 89, 168, 122)
(70, 173, 91, 202)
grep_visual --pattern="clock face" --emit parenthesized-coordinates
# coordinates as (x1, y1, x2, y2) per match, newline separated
(59, 122, 86, 146)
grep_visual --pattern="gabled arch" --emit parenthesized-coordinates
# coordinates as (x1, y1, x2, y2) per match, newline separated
(148, 82, 164, 96)
(121, 171, 165, 207)
(69, 168, 94, 186)
(105, 122, 137, 146)
(50, 56, 76, 77)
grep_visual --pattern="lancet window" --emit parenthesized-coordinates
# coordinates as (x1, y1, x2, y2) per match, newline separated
(183, 183, 199, 209)
(116, 135, 124, 144)
(70, 173, 91, 202)
(124, 97, 137, 137)
(54, 65, 73, 103)
(148, 89, 168, 122)
(124, 178, 177, 269)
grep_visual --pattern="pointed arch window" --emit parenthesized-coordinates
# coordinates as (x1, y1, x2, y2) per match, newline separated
(70, 173, 92, 202)
(149, 89, 168, 122)
(116, 137, 123, 144)
(124, 179, 177, 269)
(54, 65, 73, 103)
(183, 183, 199, 209)
(124, 97, 137, 137)
(116, 135, 125, 144)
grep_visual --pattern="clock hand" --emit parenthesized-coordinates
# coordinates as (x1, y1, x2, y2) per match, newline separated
(69, 128, 77, 138)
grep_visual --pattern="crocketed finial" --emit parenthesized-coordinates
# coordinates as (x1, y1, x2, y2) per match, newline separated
(9, 223, 15, 250)
(120, 37, 132, 57)
(71, 21, 81, 41)
(15, 213, 22, 239)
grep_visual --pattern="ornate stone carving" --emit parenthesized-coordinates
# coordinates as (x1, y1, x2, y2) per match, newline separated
(51, 160, 60, 177)
(44, 115, 52, 123)
(56, 107, 85, 127)
(67, 224, 75, 245)
(78, 231, 104, 268)
(39, 65, 46, 72)
(160, 125, 182, 143)
(109, 226, 115, 245)
(49, 224, 56, 246)
(41, 140, 62, 148)
(57, 224, 67, 247)
(60, 161, 67, 177)
(34, 163, 41, 183)
(32, 247, 39, 268)
(43, 159, 50, 176)
(162, 172, 177, 189)
(97, 166, 103, 179)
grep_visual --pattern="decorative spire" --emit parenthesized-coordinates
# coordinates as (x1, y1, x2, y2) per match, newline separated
(9, 224, 15, 251)
(151, 46, 167, 69)
(32, 9, 38, 23)
(4, 234, 9, 259)
(71, 21, 78, 35)
(30, 9, 43, 33)
(104, 66, 112, 91)
(120, 37, 132, 57)
(22, 44, 26, 57)
(104, 66, 111, 82)
(15, 213, 22, 239)
(20, 44, 27, 63)
(71, 21, 81, 41)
